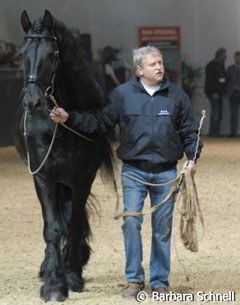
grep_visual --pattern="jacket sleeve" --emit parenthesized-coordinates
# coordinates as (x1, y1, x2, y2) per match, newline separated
(65, 88, 120, 135)
(177, 91, 203, 160)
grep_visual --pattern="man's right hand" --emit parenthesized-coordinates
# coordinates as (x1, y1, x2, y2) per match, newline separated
(184, 160, 197, 176)
(50, 107, 69, 124)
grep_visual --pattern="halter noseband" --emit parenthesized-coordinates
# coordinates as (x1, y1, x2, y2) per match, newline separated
(24, 34, 59, 97)
(24, 34, 57, 41)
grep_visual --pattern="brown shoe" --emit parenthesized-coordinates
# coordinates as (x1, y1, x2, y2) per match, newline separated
(122, 282, 144, 298)
(152, 287, 168, 295)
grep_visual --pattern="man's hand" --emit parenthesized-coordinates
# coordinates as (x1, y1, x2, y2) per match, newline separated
(184, 160, 197, 175)
(50, 107, 69, 124)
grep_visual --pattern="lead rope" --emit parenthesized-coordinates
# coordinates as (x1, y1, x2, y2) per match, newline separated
(46, 95, 120, 212)
(114, 171, 184, 220)
(46, 94, 99, 142)
(176, 109, 206, 251)
(24, 110, 58, 175)
(173, 109, 206, 281)
(24, 92, 103, 175)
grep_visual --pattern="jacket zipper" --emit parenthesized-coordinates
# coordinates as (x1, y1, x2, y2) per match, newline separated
(151, 96, 154, 166)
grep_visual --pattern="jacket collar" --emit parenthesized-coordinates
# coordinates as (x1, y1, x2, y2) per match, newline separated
(131, 75, 170, 94)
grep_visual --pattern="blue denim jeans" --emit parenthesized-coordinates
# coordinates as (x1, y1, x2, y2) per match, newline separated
(121, 164, 177, 289)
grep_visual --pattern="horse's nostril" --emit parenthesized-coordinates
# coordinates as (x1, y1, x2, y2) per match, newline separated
(35, 99, 42, 109)
(28, 102, 34, 111)
(23, 99, 42, 112)
(22, 100, 27, 110)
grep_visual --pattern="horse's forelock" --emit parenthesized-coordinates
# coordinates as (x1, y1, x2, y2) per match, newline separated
(31, 17, 58, 35)
(30, 19, 43, 34)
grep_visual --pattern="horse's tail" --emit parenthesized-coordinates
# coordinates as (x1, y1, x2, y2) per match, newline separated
(100, 139, 120, 207)
(100, 138, 116, 180)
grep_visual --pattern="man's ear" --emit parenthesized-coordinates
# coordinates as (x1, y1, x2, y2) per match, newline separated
(136, 65, 143, 77)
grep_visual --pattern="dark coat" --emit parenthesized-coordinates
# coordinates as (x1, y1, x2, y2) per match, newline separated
(204, 60, 227, 97)
(227, 64, 240, 97)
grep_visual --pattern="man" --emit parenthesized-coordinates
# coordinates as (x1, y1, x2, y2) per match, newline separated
(227, 51, 240, 137)
(204, 48, 227, 137)
(50, 46, 201, 298)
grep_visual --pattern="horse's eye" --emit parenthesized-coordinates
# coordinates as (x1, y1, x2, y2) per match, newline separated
(17, 53, 24, 63)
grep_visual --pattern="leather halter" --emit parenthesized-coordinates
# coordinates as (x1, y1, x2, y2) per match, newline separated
(24, 34, 57, 40)
(23, 34, 59, 96)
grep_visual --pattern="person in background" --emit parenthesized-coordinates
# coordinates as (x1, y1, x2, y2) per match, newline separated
(50, 45, 202, 298)
(101, 46, 132, 141)
(227, 51, 240, 137)
(101, 46, 132, 95)
(70, 28, 93, 62)
(204, 48, 227, 137)
(0, 41, 20, 68)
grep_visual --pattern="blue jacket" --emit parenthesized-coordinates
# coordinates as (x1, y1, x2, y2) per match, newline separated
(66, 77, 202, 172)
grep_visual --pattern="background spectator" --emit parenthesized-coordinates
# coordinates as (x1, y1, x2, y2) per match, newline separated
(227, 51, 240, 137)
(100, 46, 132, 95)
(0, 40, 21, 68)
(204, 48, 227, 137)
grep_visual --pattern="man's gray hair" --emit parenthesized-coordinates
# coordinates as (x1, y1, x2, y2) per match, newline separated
(133, 45, 162, 67)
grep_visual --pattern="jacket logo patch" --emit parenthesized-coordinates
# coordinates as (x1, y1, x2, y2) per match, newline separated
(158, 110, 170, 116)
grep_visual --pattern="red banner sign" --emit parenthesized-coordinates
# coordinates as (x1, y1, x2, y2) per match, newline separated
(138, 26, 181, 84)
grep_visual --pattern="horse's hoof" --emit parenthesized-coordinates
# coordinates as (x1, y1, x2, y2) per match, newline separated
(41, 283, 68, 302)
(67, 271, 85, 292)
(48, 292, 67, 302)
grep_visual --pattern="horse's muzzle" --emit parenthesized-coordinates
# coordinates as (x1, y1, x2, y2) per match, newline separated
(22, 85, 46, 113)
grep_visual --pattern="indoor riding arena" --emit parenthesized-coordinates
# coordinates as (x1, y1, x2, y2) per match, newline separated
(0, 137, 240, 305)
(1, 1, 240, 304)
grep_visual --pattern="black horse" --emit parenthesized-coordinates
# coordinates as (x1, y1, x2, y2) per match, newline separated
(13, 10, 114, 302)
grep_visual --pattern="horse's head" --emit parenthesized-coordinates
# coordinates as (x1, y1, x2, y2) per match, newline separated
(19, 10, 59, 113)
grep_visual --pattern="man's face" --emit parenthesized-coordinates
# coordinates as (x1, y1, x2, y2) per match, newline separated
(137, 53, 165, 86)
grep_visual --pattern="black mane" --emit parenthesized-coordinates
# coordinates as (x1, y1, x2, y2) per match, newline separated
(32, 16, 104, 112)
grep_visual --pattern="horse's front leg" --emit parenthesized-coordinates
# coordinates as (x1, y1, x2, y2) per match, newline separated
(34, 175, 68, 302)
(64, 181, 93, 293)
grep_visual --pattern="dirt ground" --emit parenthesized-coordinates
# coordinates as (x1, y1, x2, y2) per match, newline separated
(0, 137, 240, 305)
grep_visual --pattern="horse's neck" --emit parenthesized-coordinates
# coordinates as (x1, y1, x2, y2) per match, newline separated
(55, 78, 82, 112)
(55, 48, 104, 111)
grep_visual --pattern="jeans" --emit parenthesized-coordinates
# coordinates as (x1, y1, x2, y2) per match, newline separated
(121, 164, 177, 289)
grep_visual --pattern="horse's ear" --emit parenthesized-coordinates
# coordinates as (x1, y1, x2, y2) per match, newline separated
(21, 10, 32, 33)
(43, 10, 53, 28)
